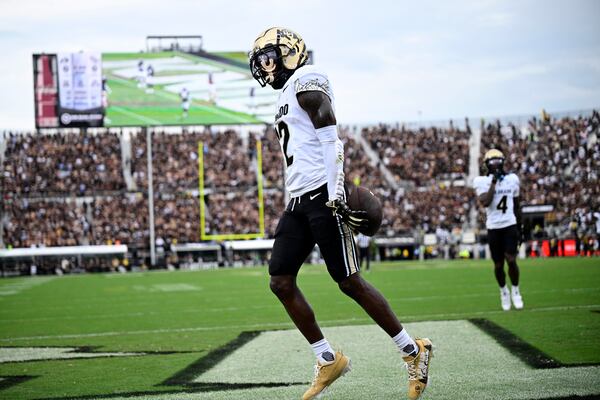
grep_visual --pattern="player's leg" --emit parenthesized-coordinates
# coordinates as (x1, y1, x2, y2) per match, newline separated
(270, 275, 322, 341)
(269, 208, 324, 344)
(308, 192, 431, 400)
(270, 203, 348, 400)
(506, 253, 519, 286)
(338, 273, 402, 336)
(331, 233, 432, 400)
(489, 228, 511, 310)
(274, 196, 351, 400)
(504, 225, 523, 309)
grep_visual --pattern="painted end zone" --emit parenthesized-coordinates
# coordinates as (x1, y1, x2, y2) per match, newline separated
(88, 320, 600, 400)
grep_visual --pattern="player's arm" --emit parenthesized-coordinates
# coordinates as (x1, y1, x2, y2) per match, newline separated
(478, 178, 497, 207)
(513, 176, 524, 243)
(297, 91, 336, 128)
(297, 91, 343, 200)
(297, 91, 367, 231)
(514, 196, 522, 227)
(514, 195, 524, 243)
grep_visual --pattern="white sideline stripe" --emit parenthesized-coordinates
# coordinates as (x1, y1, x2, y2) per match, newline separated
(2, 304, 598, 342)
(1, 286, 597, 321)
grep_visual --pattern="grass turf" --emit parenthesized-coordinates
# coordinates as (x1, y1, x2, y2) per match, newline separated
(0, 257, 598, 399)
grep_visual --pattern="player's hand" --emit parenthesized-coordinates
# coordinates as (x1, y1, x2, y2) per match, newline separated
(326, 199, 369, 232)
(493, 171, 505, 182)
(517, 227, 525, 247)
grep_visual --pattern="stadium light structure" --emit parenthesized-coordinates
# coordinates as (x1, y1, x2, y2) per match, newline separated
(145, 35, 204, 53)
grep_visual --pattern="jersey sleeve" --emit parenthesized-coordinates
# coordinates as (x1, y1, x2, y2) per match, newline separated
(473, 177, 489, 196)
(293, 70, 333, 100)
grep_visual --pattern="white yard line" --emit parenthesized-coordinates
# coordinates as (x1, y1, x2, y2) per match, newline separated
(2, 304, 598, 342)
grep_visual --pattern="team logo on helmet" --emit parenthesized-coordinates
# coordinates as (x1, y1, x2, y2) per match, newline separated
(249, 27, 308, 89)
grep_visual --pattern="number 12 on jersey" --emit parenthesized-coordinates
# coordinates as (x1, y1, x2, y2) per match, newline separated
(276, 121, 294, 167)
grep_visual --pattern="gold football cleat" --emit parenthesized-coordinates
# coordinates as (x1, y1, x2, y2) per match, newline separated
(302, 351, 351, 400)
(402, 338, 433, 400)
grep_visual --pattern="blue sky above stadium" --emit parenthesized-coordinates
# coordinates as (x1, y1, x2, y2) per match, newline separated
(0, 0, 599, 128)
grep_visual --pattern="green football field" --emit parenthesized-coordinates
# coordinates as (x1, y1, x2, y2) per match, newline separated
(0, 257, 599, 400)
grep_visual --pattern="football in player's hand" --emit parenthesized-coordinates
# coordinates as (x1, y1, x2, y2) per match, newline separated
(346, 186, 383, 236)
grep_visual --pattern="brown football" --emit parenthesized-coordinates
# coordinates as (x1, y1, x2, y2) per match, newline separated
(346, 186, 383, 236)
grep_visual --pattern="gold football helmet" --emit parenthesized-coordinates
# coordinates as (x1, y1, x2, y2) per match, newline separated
(483, 148, 505, 174)
(249, 27, 308, 89)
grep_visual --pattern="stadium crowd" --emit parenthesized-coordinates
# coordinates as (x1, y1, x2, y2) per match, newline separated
(131, 128, 257, 192)
(2, 110, 599, 273)
(363, 123, 470, 186)
(2, 198, 89, 248)
(377, 186, 474, 235)
(1, 131, 124, 195)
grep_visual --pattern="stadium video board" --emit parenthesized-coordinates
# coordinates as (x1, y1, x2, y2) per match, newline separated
(33, 53, 103, 128)
(33, 49, 296, 128)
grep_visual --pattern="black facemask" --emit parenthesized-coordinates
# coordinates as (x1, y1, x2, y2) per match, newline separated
(249, 45, 295, 90)
(486, 158, 505, 177)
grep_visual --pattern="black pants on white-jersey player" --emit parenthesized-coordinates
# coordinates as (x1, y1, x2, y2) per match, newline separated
(269, 184, 360, 282)
(487, 224, 519, 262)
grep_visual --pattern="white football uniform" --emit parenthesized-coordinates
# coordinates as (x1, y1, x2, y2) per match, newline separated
(274, 65, 339, 198)
(473, 173, 520, 229)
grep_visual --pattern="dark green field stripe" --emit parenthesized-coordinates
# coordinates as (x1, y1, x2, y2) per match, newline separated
(0, 375, 35, 391)
(35, 330, 305, 400)
(162, 330, 261, 386)
(163, 330, 306, 388)
(469, 318, 600, 369)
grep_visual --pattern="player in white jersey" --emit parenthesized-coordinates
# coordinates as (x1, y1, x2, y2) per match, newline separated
(473, 149, 524, 311)
(249, 27, 432, 400)
(179, 87, 190, 119)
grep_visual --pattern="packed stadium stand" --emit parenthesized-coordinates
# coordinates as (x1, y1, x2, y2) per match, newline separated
(362, 123, 471, 186)
(2, 131, 125, 196)
(1, 109, 599, 273)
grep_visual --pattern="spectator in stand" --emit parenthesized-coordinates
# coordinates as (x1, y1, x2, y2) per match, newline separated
(2, 198, 90, 247)
(91, 195, 149, 247)
(1, 131, 124, 195)
(362, 123, 470, 186)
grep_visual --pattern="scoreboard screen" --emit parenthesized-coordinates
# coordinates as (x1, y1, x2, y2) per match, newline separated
(33, 52, 104, 128)
(33, 47, 311, 127)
